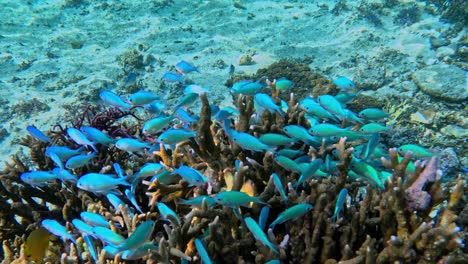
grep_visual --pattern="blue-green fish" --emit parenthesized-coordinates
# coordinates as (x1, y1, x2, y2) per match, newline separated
(213, 191, 265, 208)
(333, 76, 355, 90)
(358, 108, 389, 120)
(274, 156, 302, 174)
(117, 221, 155, 251)
(92, 226, 126, 246)
(133, 163, 164, 180)
(83, 234, 98, 262)
(158, 129, 197, 145)
(244, 217, 278, 253)
(99, 90, 132, 109)
(176, 60, 199, 74)
(77, 173, 130, 193)
(175, 108, 199, 125)
(294, 159, 324, 189)
(259, 206, 270, 230)
(194, 238, 213, 264)
(231, 80, 264, 95)
(232, 132, 275, 152)
(269, 203, 313, 229)
(184, 84, 208, 95)
(317, 94, 346, 120)
(179, 196, 216, 208)
(350, 160, 385, 189)
(121, 243, 159, 260)
(67, 127, 97, 152)
(80, 212, 109, 227)
(275, 78, 294, 91)
(157, 202, 180, 225)
(106, 193, 127, 214)
(271, 173, 288, 202)
(72, 219, 94, 236)
(125, 189, 143, 214)
(41, 219, 76, 245)
(276, 148, 304, 158)
(259, 133, 296, 146)
(21, 171, 60, 187)
(174, 92, 198, 109)
(142, 116, 174, 135)
(283, 125, 321, 146)
(81, 126, 115, 145)
(254, 93, 285, 117)
(397, 144, 435, 159)
(128, 90, 160, 106)
(162, 72, 184, 83)
(115, 138, 149, 154)
(171, 165, 209, 187)
(331, 188, 348, 222)
(45, 146, 83, 161)
(65, 152, 96, 169)
(309, 124, 349, 137)
(26, 125, 52, 143)
(301, 101, 339, 122)
(359, 123, 390, 134)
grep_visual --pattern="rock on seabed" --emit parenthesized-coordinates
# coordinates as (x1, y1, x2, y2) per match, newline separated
(412, 64, 468, 102)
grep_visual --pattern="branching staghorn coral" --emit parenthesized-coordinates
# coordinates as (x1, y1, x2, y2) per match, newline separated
(0, 60, 466, 263)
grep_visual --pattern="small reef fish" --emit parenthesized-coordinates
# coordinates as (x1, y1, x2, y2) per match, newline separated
(259, 133, 296, 146)
(158, 129, 197, 145)
(80, 211, 110, 227)
(195, 238, 212, 264)
(41, 219, 76, 245)
(331, 188, 348, 222)
(184, 84, 208, 95)
(77, 173, 130, 193)
(128, 90, 160, 106)
(45, 146, 83, 161)
(171, 165, 209, 187)
(333, 76, 356, 90)
(24, 227, 50, 264)
(271, 173, 288, 202)
(175, 108, 199, 125)
(274, 78, 294, 91)
(254, 93, 285, 117)
(116, 220, 155, 251)
(157, 202, 180, 225)
(300, 100, 339, 122)
(213, 191, 265, 208)
(179, 195, 216, 208)
(125, 189, 143, 214)
(65, 152, 96, 169)
(309, 124, 350, 137)
(294, 159, 324, 189)
(83, 234, 98, 263)
(67, 127, 97, 152)
(81, 126, 115, 145)
(244, 217, 278, 253)
(120, 243, 159, 260)
(231, 80, 264, 95)
(397, 144, 435, 159)
(72, 219, 94, 236)
(174, 93, 199, 110)
(99, 90, 132, 109)
(350, 160, 385, 189)
(115, 138, 149, 154)
(142, 116, 174, 135)
(21, 171, 61, 187)
(317, 94, 346, 120)
(359, 123, 390, 134)
(232, 132, 275, 152)
(176, 60, 199, 74)
(92, 226, 126, 246)
(259, 206, 270, 230)
(269, 203, 313, 229)
(283, 125, 321, 147)
(162, 72, 184, 83)
(133, 163, 164, 180)
(274, 155, 302, 174)
(106, 193, 127, 214)
(358, 108, 389, 120)
(26, 125, 52, 143)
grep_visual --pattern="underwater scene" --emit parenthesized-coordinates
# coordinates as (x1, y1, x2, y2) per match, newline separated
(0, 0, 467, 263)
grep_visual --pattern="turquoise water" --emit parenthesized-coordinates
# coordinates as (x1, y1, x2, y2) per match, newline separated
(0, 1, 466, 263)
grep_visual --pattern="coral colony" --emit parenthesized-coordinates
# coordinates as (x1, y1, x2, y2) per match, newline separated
(0, 60, 465, 263)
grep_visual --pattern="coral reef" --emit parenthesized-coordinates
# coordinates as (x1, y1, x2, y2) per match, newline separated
(0, 62, 466, 263)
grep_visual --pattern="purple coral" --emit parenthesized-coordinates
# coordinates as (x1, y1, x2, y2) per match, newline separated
(405, 156, 438, 211)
